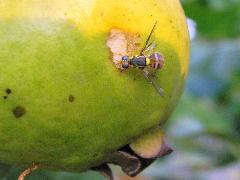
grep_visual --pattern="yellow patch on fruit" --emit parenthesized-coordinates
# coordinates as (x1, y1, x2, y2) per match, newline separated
(1, 0, 189, 76)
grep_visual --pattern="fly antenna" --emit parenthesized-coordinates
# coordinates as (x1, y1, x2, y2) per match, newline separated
(140, 21, 158, 55)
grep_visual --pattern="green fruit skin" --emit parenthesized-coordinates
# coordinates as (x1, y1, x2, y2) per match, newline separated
(0, 1, 189, 172)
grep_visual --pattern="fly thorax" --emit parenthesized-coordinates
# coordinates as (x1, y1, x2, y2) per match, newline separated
(130, 56, 147, 67)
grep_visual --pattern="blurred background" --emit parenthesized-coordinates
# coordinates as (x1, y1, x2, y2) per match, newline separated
(1, 0, 240, 179)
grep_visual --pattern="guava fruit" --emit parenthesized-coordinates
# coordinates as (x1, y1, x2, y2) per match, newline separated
(0, 0, 189, 178)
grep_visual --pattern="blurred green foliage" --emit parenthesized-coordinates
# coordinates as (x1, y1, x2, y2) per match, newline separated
(182, 0, 240, 38)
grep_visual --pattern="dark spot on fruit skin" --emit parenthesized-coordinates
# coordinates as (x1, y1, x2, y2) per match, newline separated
(3, 96, 7, 100)
(13, 106, 26, 118)
(69, 95, 75, 103)
(6, 88, 12, 94)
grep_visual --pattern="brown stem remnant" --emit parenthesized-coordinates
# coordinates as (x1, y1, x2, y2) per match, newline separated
(18, 163, 38, 180)
(107, 151, 141, 177)
(95, 128, 173, 179)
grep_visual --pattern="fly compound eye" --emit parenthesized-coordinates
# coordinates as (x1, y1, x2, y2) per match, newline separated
(122, 63, 129, 69)
(122, 56, 129, 61)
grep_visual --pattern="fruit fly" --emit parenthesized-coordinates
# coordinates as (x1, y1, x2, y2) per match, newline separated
(121, 21, 165, 97)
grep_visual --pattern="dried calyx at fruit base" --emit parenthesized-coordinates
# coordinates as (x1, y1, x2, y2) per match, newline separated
(91, 127, 172, 180)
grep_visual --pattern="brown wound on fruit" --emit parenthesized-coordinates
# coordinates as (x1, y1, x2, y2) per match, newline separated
(13, 106, 26, 118)
(107, 29, 140, 70)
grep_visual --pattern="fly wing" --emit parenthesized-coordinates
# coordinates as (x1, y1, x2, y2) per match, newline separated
(142, 41, 156, 56)
(140, 21, 158, 55)
(144, 64, 157, 76)
(142, 68, 164, 97)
